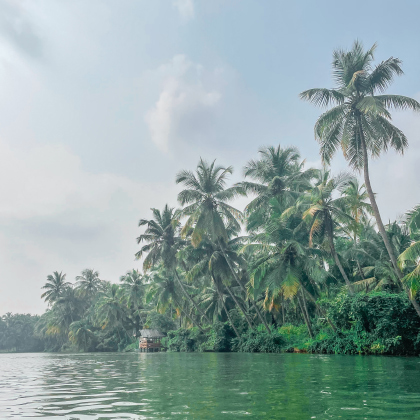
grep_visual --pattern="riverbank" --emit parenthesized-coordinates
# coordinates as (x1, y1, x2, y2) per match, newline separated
(163, 292, 420, 356)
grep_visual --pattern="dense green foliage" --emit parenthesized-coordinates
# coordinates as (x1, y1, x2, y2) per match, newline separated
(2, 41, 420, 356)
(0, 313, 43, 352)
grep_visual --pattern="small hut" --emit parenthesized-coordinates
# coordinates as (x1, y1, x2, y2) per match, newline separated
(139, 329, 165, 352)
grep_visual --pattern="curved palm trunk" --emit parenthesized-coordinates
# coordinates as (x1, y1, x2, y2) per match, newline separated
(174, 269, 212, 324)
(218, 240, 271, 333)
(301, 286, 337, 332)
(297, 291, 313, 339)
(212, 277, 241, 341)
(326, 222, 354, 295)
(173, 297, 204, 333)
(359, 131, 420, 317)
(225, 283, 254, 329)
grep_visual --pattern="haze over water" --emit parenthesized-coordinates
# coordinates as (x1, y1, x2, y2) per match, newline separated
(1, 352, 420, 419)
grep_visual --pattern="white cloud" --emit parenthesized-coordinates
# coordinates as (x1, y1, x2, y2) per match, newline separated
(173, 0, 195, 21)
(145, 55, 222, 152)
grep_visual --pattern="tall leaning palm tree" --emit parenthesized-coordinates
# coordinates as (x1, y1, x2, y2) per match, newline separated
(300, 41, 420, 313)
(176, 158, 271, 332)
(41, 271, 71, 305)
(136, 205, 211, 324)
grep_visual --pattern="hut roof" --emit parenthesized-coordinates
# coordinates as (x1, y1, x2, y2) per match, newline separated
(140, 329, 165, 338)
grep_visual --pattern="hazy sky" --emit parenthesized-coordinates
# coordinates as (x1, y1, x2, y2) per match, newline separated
(1, 0, 419, 314)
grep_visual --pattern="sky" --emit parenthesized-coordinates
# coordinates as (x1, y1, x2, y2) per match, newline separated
(1, 0, 419, 314)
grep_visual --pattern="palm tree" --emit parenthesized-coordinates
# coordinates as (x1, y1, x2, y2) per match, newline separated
(41, 271, 71, 305)
(246, 207, 335, 336)
(146, 269, 204, 331)
(300, 40, 420, 313)
(185, 236, 254, 329)
(237, 145, 314, 231)
(176, 158, 270, 332)
(340, 179, 372, 241)
(69, 320, 95, 352)
(146, 269, 182, 314)
(75, 269, 103, 298)
(55, 286, 84, 326)
(95, 283, 127, 333)
(136, 205, 211, 324)
(120, 269, 147, 334)
(120, 269, 145, 310)
(288, 169, 355, 293)
(399, 205, 420, 298)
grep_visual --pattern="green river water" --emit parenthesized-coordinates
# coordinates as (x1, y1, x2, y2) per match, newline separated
(1, 352, 420, 419)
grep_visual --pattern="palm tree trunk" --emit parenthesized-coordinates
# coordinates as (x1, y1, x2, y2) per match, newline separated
(225, 283, 254, 329)
(217, 240, 271, 333)
(213, 277, 241, 341)
(297, 294, 313, 339)
(301, 286, 337, 332)
(173, 297, 204, 332)
(359, 128, 420, 317)
(281, 296, 285, 325)
(327, 224, 354, 294)
(356, 260, 365, 280)
(300, 288, 311, 330)
(174, 269, 212, 324)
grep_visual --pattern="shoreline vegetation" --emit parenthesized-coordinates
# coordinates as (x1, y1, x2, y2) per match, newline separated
(2, 41, 420, 357)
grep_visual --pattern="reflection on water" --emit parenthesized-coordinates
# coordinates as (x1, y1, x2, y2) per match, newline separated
(1, 352, 420, 419)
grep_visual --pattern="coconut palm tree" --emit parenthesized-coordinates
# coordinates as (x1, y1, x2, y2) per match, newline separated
(75, 269, 103, 299)
(237, 145, 314, 231)
(146, 269, 182, 315)
(69, 320, 95, 352)
(340, 179, 372, 241)
(176, 158, 270, 332)
(136, 205, 211, 324)
(286, 169, 355, 293)
(399, 205, 420, 298)
(246, 207, 335, 336)
(120, 269, 145, 310)
(300, 40, 420, 313)
(146, 269, 203, 331)
(185, 236, 254, 329)
(41, 271, 71, 305)
(95, 284, 127, 332)
(120, 269, 147, 334)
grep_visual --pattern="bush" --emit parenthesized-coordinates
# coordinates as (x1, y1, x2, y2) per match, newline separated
(205, 322, 236, 352)
(167, 327, 208, 352)
(233, 329, 285, 353)
(309, 292, 420, 355)
(278, 324, 309, 349)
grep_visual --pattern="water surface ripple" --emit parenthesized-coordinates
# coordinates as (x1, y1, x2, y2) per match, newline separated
(1, 352, 420, 419)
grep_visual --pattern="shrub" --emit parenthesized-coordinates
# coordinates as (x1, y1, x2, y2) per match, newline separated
(233, 329, 285, 353)
(205, 322, 236, 352)
(309, 292, 420, 355)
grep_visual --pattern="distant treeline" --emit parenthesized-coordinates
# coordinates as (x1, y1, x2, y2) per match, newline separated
(0, 313, 44, 352)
